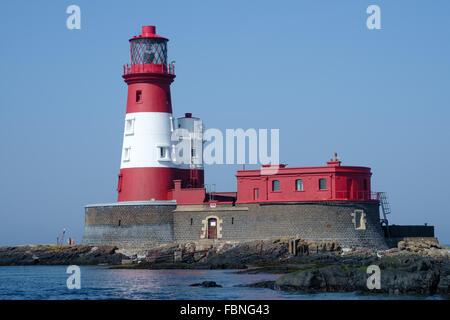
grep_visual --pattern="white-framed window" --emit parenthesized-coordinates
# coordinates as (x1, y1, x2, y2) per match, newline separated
(125, 118, 135, 135)
(254, 188, 259, 200)
(123, 146, 131, 162)
(295, 179, 303, 191)
(157, 145, 171, 161)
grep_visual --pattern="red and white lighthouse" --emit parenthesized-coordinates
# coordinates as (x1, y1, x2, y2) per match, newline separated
(117, 26, 204, 202)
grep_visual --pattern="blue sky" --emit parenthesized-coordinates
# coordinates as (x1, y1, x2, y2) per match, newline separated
(0, 0, 449, 245)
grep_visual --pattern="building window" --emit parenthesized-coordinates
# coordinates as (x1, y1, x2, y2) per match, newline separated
(116, 174, 123, 192)
(125, 118, 135, 135)
(272, 180, 280, 191)
(232, 217, 234, 224)
(190, 218, 193, 225)
(254, 188, 259, 200)
(364, 179, 368, 190)
(319, 178, 327, 190)
(352, 210, 367, 230)
(295, 179, 303, 191)
(136, 90, 142, 102)
(157, 146, 171, 161)
(123, 147, 131, 162)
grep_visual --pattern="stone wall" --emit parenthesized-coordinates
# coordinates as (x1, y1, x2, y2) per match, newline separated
(173, 201, 387, 249)
(83, 201, 388, 249)
(83, 202, 176, 248)
(382, 225, 435, 248)
(383, 225, 434, 238)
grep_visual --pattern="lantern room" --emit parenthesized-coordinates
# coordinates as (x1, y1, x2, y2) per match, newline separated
(124, 26, 174, 75)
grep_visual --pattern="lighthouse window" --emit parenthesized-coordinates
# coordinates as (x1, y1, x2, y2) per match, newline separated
(136, 90, 142, 102)
(125, 118, 135, 135)
(130, 38, 167, 65)
(319, 178, 327, 190)
(117, 174, 123, 192)
(157, 146, 171, 161)
(295, 179, 303, 191)
(123, 147, 131, 162)
(272, 180, 280, 191)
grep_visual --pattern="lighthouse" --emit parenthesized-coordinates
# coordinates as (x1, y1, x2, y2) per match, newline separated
(117, 26, 204, 202)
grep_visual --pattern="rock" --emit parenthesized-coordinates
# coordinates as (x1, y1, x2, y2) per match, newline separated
(270, 254, 449, 295)
(244, 281, 275, 289)
(190, 281, 222, 288)
(397, 239, 449, 257)
(0, 245, 126, 266)
(274, 266, 366, 292)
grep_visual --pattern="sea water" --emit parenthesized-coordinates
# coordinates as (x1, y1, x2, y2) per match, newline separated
(0, 266, 443, 300)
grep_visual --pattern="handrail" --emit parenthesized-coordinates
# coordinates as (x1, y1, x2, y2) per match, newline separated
(334, 191, 379, 201)
(123, 63, 175, 76)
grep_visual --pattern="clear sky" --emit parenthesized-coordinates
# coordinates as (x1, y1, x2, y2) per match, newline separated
(0, 0, 449, 245)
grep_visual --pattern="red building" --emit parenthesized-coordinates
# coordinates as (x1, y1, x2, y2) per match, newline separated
(235, 159, 376, 204)
(167, 155, 377, 205)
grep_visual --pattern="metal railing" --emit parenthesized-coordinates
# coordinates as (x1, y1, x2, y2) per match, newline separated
(123, 63, 175, 76)
(334, 191, 379, 201)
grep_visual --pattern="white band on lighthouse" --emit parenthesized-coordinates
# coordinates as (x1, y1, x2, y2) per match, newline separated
(120, 112, 177, 169)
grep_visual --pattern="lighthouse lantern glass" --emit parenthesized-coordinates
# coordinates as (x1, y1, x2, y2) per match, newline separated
(130, 38, 167, 65)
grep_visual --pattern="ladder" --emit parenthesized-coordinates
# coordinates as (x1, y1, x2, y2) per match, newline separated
(379, 192, 391, 217)
(378, 192, 391, 237)
(189, 166, 198, 187)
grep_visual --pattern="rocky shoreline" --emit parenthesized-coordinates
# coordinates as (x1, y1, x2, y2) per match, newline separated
(0, 245, 126, 266)
(0, 239, 448, 297)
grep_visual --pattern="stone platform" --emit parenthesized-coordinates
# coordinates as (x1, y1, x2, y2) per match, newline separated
(82, 200, 389, 250)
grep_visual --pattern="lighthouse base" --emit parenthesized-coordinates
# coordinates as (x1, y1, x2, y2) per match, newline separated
(82, 201, 389, 250)
(82, 201, 176, 248)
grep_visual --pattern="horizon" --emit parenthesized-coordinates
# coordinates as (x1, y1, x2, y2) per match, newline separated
(1, 0, 449, 245)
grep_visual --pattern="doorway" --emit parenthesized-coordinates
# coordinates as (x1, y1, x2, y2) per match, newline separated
(207, 218, 217, 239)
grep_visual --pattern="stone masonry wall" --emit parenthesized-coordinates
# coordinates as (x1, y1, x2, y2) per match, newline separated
(173, 202, 387, 249)
(83, 201, 388, 249)
(83, 203, 176, 248)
